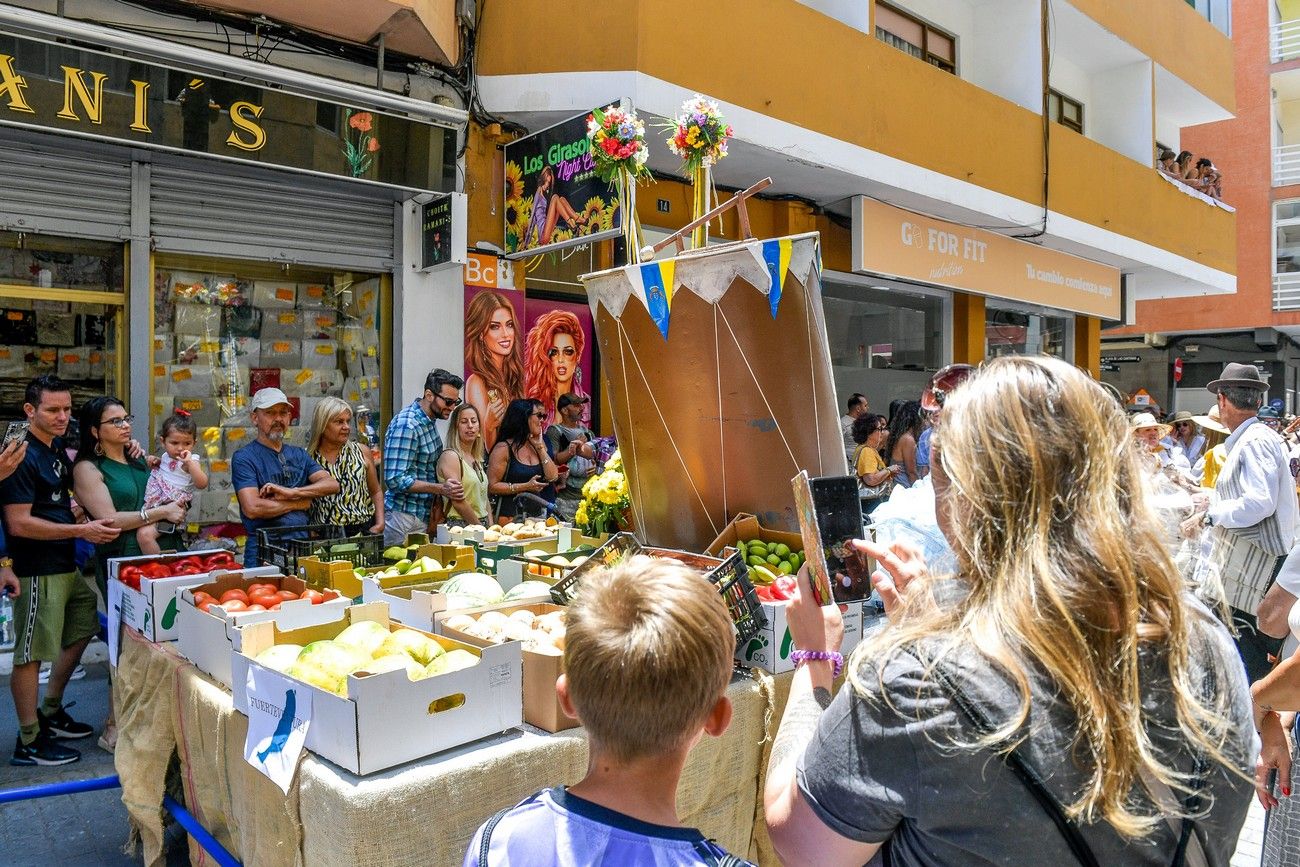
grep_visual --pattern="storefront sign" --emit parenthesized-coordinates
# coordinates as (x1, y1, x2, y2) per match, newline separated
(419, 192, 467, 272)
(0, 32, 456, 191)
(464, 252, 515, 289)
(852, 197, 1121, 320)
(503, 106, 622, 258)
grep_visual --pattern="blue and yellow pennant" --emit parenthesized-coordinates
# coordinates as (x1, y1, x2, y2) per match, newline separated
(761, 238, 792, 319)
(640, 259, 675, 340)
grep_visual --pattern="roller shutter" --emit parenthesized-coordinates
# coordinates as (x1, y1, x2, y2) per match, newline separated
(0, 127, 132, 240)
(149, 156, 398, 271)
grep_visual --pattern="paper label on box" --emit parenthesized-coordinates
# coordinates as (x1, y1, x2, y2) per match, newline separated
(314, 315, 332, 327)
(305, 286, 324, 299)
(227, 429, 246, 441)
(62, 354, 78, 363)
(275, 288, 294, 301)
(212, 460, 230, 472)
(90, 352, 102, 363)
(0, 349, 9, 359)
(153, 364, 165, 376)
(182, 400, 203, 411)
(279, 313, 296, 324)
(245, 666, 312, 794)
(315, 345, 333, 355)
(366, 346, 376, 357)
(295, 370, 313, 385)
(274, 342, 291, 353)
(489, 663, 513, 689)
(172, 368, 192, 381)
(6, 311, 22, 321)
(40, 350, 55, 362)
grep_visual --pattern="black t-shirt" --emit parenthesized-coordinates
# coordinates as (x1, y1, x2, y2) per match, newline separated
(0, 433, 76, 577)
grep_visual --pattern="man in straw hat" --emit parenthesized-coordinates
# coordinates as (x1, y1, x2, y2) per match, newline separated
(1189, 363, 1298, 681)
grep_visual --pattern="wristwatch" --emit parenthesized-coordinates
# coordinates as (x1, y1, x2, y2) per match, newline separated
(1202, 511, 1214, 528)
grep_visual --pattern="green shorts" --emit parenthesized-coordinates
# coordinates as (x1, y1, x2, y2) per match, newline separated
(12, 571, 99, 666)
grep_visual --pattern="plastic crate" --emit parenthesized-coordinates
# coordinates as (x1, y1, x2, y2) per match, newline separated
(255, 524, 384, 574)
(549, 533, 766, 644)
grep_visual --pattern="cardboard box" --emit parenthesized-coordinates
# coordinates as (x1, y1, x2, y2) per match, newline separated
(261, 310, 305, 340)
(153, 333, 175, 363)
(297, 283, 331, 308)
(232, 603, 523, 775)
(0, 346, 26, 377)
(27, 347, 57, 375)
(175, 335, 222, 364)
(223, 305, 263, 338)
(301, 543, 476, 598)
(281, 368, 343, 397)
(176, 573, 348, 688)
(173, 303, 223, 338)
(36, 311, 76, 346)
(734, 599, 865, 674)
(88, 348, 105, 378)
(495, 548, 595, 593)
(107, 554, 279, 643)
(167, 365, 215, 398)
(174, 397, 221, 428)
(438, 602, 574, 732)
(301, 340, 339, 370)
(251, 280, 296, 309)
(218, 336, 260, 368)
(301, 310, 338, 338)
(260, 339, 302, 369)
(56, 348, 88, 379)
(704, 513, 804, 558)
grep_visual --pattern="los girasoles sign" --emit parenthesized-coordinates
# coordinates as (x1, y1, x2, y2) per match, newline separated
(0, 31, 456, 191)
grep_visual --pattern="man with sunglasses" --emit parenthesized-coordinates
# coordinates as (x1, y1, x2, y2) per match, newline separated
(382, 368, 465, 546)
(545, 393, 596, 522)
(233, 388, 339, 567)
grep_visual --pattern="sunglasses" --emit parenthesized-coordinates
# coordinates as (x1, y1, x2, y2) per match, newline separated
(547, 347, 577, 359)
(924, 364, 975, 411)
(532, 412, 547, 419)
(101, 415, 134, 429)
(438, 394, 462, 407)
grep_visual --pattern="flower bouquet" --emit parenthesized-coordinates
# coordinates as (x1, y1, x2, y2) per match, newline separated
(588, 105, 652, 263)
(665, 95, 733, 247)
(575, 450, 633, 535)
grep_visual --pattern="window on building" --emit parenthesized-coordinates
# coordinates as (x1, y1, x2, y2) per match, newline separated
(1048, 90, 1084, 134)
(875, 2, 956, 74)
(986, 303, 1071, 360)
(1276, 200, 1300, 273)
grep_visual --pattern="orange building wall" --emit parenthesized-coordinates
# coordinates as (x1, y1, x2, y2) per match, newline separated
(1114, 0, 1299, 335)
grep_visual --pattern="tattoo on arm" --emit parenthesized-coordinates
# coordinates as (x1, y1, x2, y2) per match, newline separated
(768, 686, 833, 774)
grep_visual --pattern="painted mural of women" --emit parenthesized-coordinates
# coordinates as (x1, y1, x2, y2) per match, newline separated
(465, 290, 525, 450)
(524, 309, 590, 427)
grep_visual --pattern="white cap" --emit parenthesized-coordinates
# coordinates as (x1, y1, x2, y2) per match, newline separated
(249, 387, 291, 412)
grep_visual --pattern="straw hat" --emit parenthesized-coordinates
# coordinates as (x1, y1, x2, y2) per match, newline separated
(1190, 403, 1229, 436)
(1130, 412, 1172, 437)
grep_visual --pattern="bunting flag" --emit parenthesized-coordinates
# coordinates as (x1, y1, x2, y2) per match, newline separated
(639, 259, 675, 340)
(761, 238, 792, 319)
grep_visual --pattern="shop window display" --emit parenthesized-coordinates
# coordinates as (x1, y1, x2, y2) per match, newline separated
(151, 263, 382, 525)
(985, 305, 1070, 359)
(0, 233, 122, 416)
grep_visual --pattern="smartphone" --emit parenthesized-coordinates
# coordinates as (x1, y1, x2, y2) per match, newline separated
(3, 421, 28, 448)
(792, 471, 867, 604)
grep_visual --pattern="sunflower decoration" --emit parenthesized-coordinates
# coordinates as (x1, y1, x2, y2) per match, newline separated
(551, 227, 574, 245)
(595, 197, 619, 233)
(504, 194, 532, 251)
(579, 197, 606, 236)
(504, 161, 524, 202)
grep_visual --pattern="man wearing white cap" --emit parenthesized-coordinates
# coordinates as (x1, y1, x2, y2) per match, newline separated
(1190, 363, 1298, 682)
(232, 387, 339, 566)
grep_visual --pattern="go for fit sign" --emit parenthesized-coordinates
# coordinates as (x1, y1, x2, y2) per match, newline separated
(851, 197, 1121, 320)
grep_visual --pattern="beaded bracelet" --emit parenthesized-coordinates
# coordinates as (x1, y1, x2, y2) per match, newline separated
(789, 650, 844, 679)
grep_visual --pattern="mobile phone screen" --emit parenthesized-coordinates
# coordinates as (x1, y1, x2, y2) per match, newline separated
(792, 471, 868, 603)
(3, 421, 28, 447)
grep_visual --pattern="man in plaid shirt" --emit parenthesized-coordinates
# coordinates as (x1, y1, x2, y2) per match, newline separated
(382, 369, 464, 545)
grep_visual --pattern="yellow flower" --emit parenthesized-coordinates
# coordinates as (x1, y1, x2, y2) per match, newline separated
(685, 127, 699, 146)
(505, 194, 531, 245)
(580, 197, 606, 235)
(607, 450, 623, 472)
(597, 487, 621, 505)
(552, 227, 573, 244)
(582, 475, 600, 498)
(575, 502, 589, 526)
(503, 161, 524, 203)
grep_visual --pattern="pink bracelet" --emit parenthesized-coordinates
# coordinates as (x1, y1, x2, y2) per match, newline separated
(789, 650, 844, 679)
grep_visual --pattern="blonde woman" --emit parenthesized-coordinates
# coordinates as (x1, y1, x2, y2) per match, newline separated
(307, 397, 383, 535)
(437, 403, 490, 525)
(765, 356, 1255, 865)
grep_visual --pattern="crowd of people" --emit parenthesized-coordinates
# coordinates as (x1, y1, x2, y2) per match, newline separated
(1159, 147, 1223, 200)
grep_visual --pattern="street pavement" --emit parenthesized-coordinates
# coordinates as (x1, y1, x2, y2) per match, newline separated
(0, 656, 189, 867)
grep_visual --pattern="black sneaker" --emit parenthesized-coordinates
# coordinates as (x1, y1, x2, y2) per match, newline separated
(38, 701, 94, 740)
(11, 730, 81, 766)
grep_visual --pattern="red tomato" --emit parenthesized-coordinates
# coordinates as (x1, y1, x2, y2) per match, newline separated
(322, 590, 339, 601)
(197, 600, 217, 613)
(192, 591, 214, 605)
(275, 590, 298, 601)
(299, 589, 325, 605)
(219, 589, 250, 605)
(248, 590, 279, 607)
(219, 600, 248, 612)
(268, 602, 282, 611)
(247, 583, 278, 595)
(245, 603, 267, 613)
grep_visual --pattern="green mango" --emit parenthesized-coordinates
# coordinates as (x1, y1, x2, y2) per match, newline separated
(394, 558, 413, 574)
(382, 546, 407, 561)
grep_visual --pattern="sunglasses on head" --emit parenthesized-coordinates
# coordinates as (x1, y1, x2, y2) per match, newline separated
(925, 363, 976, 410)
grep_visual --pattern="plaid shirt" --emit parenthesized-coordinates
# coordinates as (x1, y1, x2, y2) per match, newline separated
(382, 399, 444, 521)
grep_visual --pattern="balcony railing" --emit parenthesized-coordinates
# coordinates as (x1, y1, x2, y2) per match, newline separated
(1274, 19, 1300, 62)
(1275, 273, 1300, 310)
(1276, 144, 1300, 186)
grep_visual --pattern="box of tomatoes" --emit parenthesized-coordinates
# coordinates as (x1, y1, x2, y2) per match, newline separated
(108, 550, 280, 647)
(177, 574, 349, 689)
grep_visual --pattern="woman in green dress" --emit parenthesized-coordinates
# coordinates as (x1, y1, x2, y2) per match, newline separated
(72, 397, 187, 599)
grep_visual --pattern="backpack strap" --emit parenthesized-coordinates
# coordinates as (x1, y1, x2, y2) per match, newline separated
(477, 789, 545, 866)
(917, 652, 1103, 867)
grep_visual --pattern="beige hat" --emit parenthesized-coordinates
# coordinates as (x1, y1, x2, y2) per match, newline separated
(1190, 403, 1229, 436)
(1130, 412, 1172, 437)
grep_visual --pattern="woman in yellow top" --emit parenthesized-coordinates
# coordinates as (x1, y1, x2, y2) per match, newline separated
(437, 403, 491, 525)
(1190, 404, 1229, 489)
(851, 414, 901, 516)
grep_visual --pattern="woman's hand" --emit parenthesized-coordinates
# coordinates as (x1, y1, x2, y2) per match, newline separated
(1257, 711, 1292, 809)
(145, 455, 162, 470)
(487, 395, 506, 427)
(156, 501, 188, 524)
(525, 474, 548, 493)
(786, 564, 844, 655)
(858, 538, 928, 620)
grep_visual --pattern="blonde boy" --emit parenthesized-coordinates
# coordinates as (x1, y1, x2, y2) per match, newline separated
(465, 556, 753, 866)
